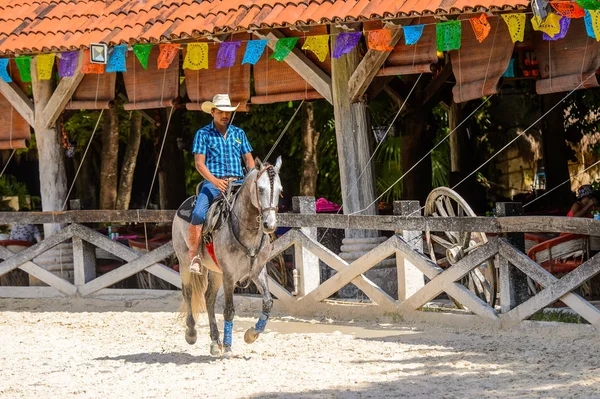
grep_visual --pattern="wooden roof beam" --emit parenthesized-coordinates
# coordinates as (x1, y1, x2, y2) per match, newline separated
(347, 21, 410, 103)
(0, 80, 34, 127)
(41, 51, 85, 130)
(423, 62, 453, 107)
(255, 29, 333, 104)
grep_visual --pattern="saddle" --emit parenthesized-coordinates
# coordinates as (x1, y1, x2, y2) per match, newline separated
(176, 181, 241, 243)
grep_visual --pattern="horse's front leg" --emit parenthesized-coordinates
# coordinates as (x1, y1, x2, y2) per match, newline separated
(222, 276, 236, 358)
(245, 266, 273, 344)
(206, 271, 223, 356)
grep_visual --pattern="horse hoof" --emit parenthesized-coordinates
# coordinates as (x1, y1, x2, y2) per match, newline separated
(222, 347, 233, 359)
(185, 330, 197, 345)
(244, 327, 259, 344)
(210, 342, 222, 356)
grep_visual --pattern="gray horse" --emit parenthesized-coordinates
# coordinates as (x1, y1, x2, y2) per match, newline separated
(172, 157, 283, 358)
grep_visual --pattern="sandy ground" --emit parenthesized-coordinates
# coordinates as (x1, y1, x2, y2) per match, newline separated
(1, 294, 600, 399)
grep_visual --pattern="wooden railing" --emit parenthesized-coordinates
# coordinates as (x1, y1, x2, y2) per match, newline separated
(1, 201, 600, 329)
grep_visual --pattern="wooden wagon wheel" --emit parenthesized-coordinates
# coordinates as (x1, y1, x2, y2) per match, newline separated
(424, 187, 497, 308)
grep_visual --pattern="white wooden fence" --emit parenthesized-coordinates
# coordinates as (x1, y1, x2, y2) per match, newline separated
(1, 200, 600, 329)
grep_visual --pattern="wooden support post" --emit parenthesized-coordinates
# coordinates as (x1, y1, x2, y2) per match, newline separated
(255, 30, 332, 104)
(395, 201, 426, 301)
(292, 196, 320, 296)
(72, 237, 96, 287)
(31, 57, 69, 238)
(331, 25, 378, 240)
(348, 23, 406, 103)
(497, 202, 531, 312)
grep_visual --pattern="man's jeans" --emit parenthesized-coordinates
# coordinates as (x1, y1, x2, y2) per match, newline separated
(190, 179, 242, 225)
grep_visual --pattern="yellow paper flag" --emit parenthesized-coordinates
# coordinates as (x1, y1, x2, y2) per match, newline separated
(36, 53, 56, 80)
(531, 13, 562, 37)
(301, 35, 329, 62)
(183, 43, 208, 70)
(501, 13, 526, 43)
(589, 10, 600, 42)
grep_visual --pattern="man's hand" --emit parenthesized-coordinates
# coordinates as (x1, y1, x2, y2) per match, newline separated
(213, 178, 229, 192)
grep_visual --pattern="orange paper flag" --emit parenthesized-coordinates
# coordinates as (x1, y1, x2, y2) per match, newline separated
(367, 29, 395, 51)
(469, 13, 491, 43)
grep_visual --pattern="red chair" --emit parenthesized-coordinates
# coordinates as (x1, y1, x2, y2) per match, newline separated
(527, 234, 588, 274)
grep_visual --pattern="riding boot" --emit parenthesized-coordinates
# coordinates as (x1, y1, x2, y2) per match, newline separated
(188, 224, 203, 274)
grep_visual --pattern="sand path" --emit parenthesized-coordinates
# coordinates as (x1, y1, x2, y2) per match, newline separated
(1, 295, 599, 399)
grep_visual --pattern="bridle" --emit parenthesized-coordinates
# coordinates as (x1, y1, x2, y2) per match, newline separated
(253, 164, 278, 216)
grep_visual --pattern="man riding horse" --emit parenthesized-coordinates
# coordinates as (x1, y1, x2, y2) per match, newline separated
(188, 93, 255, 274)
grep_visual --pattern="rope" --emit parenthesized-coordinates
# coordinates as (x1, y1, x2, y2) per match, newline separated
(0, 150, 16, 180)
(61, 109, 105, 211)
(524, 160, 600, 209)
(264, 99, 305, 163)
(145, 106, 175, 210)
(349, 95, 494, 216)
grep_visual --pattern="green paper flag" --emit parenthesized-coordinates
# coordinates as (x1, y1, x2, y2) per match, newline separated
(436, 20, 462, 52)
(15, 56, 32, 82)
(269, 37, 299, 61)
(133, 44, 153, 70)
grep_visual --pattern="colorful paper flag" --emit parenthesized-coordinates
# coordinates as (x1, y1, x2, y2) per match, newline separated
(587, 10, 600, 41)
(470, 13, 491, 43)
(133, 44, 153, 70)
(106, 44, 128, 73)
(58, 51, 79, 77)
(551, 2, 586, 19)
(301, 35, 329, 62)
(270, 37, 299, 61)
(503, 58, 515, 78)
(183, 43, 209, 70)
(501, 13, 527, 43)
(0, 59, 11, 83)
(403, 24, 425, 45)
(82, 50, 105, 74)
(158, 44, 180, 69)
(577, 0, 600, 10)
(216, 41, 242, 69)
(333, 32, 362, 58)
(242, 40, 268, 65)
(531, 13, 562, 37)
(543, 15, 570, 40)
(15, 56, 32, 82)
(436, 20, 462, 51)
(36, 54, 56, 80)
(367, 29, 394, 51)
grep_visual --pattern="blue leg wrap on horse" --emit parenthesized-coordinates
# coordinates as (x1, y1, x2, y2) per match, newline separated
(254, 311, 270, 333)
(223, 321, 233, 347)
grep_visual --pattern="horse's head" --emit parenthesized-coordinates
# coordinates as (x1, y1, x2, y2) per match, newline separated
(250, 156, 283, 234)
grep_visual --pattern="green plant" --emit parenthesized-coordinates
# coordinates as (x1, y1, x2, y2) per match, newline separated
(0, 174, 30, 210)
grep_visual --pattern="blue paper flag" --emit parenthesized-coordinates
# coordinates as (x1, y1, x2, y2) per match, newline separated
(584, 10, 596, 39)
(242, 40, 268, 65)
(404, 24, 425, 45)
(0, 59, 11, 83)
(106, 44, 128, 73)
(503, 59, 515, 78)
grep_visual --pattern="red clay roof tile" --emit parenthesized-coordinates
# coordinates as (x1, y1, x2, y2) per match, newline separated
(0, 0, 529, 54)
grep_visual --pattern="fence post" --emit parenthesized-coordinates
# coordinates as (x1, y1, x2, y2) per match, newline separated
(394, 201, 425, 301)
(496, 202, 531, 312)
(292, 196, 320, 297)
(73, 236, 96, 288)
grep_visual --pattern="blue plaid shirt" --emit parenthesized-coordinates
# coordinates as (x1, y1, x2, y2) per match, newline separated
(192, 122, 253, 178)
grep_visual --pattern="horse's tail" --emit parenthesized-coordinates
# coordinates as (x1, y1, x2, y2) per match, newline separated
(180, 268, 208, 318)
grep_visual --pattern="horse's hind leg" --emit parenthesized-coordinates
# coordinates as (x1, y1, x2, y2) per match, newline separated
(205, 271, 223, 356)
(222, 276, 236, 358)
(245, 267, 273, 344)
(182, 284, 197, 345)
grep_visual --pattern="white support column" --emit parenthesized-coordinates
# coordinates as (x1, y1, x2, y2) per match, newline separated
(72, 237, 96, 287)
(292, 196, 320, 297)
(395, 201, 425, 301)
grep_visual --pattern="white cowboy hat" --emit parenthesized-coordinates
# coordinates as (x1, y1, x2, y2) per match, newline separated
(201, 94, 239, 114)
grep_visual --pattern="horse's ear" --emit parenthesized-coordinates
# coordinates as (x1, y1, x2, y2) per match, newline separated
(254, 157, 262, 170)
(274, 156, 282, 173)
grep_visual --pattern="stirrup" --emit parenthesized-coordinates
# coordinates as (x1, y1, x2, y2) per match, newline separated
(189, 255, 203, 275)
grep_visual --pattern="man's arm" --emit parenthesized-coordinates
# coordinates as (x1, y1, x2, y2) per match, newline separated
(195, 153, 228, 192)
(243, 152, 255, 171)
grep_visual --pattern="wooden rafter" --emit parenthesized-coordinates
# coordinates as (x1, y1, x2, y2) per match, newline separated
(347, 22, 408, 103)
(255, 29, 333, 104)
(0, 81, 34, 126)
(423, 63, 453, 107)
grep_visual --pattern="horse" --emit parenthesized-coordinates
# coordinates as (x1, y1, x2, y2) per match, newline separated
(172, 156, 283, 358)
